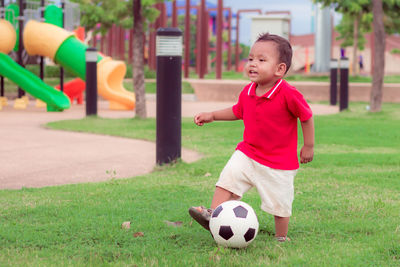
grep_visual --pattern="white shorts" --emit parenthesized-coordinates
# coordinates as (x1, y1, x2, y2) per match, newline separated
(216, 150, 297, 217)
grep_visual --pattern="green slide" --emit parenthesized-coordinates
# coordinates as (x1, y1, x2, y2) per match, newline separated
(0, 53, 70, 111)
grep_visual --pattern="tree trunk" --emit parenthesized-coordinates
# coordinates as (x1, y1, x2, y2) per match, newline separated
(133, 0, 147, 118)
(370, 0, 385, 112)
(352, 12, 360, 75)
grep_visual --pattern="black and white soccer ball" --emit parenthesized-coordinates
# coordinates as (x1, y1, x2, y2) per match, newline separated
(209, 200, 259, 248)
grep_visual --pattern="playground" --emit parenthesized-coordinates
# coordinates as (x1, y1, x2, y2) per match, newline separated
(1, 0, 400, 266)
(0, 0, 134, 111)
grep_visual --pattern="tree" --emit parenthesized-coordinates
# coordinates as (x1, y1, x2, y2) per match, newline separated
(314, 0, 400, 112)
(370, 0, 385, 112)
(71, 0, 165, 118)
(131, 0, 166, 118)
(335, 12, 371, 73)
(133, 0, 146, 118)
(71, 0, 131, 34)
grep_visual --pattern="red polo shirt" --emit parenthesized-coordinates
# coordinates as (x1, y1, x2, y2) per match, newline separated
(232, 79, 313, 170)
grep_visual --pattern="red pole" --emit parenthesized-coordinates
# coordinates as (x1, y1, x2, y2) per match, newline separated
(198, 0, 206, 78)
(196, 7, 200, 76)
(149, 3, 166, 70)
(101, 34, 105, 53)
(129, 29, 133, 63)
(116, 26, 120, 59)
(92, 29, 97, 48)
(112, 24, 117, 57)
(227, 8, 232, 71)
(160, 2, 167, 27)
(108, 26, 113, 56)
(216, 0, 223, 79)
(114, 24, 119, 57)
(143, 32, 146, 63)
(149, 25, 156, 70)
(121, 26, 125, 61)
(203, 11, 209, 76)
(184, 0, 191, 78)
(370, 30, 374, 76)
(172, 0, 178, 27)
(235, 13, 240, 72)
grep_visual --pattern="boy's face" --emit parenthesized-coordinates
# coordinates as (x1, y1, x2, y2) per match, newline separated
(245, 41, 286, 86)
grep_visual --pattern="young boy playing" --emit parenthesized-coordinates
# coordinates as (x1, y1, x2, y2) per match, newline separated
(189, 33, 315, 242)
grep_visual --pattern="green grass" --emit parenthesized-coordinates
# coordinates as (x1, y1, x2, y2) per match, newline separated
(1, 103, 400, 266)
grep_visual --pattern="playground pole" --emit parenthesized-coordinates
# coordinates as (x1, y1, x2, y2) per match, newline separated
(199, 0, 206, 78)
(184, 0, 190, 78)
(227, 8, 232, 71)
(40, 0, 45, 81)
(17, 0, 25, 98)
(156, 28, 182, 165)
(172, 0, 177, 27)
(0, 0, 4, 98)
(215, 0, 223, 79)
(59, 0, 65, 92)
(129, 29, 133, 63)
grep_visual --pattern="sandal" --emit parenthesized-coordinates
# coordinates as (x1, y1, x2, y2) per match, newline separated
(188, 206, 212, 231)
(276, 236, 291, 242)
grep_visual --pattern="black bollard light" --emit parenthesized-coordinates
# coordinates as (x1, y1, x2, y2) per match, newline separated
(329, 58, 338, 106)
(156, 27, 183, 165)
(339, 57, 349, 111)
(85, 47, 98, 116)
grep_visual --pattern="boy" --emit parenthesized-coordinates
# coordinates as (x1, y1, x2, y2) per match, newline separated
(189, 33, 315, 242)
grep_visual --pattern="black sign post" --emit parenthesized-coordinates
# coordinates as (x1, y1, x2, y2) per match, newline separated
(329, 59, 338, 106)
(156, 28, 183, 165)
(339, 57, 349, 111)
(85, 47, 97, 116)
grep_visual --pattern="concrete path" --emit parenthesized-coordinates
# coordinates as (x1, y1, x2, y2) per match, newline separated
(0, 99, 338, 190)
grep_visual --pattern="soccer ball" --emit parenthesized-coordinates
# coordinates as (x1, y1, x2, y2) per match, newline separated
(209, 200, 259, 248)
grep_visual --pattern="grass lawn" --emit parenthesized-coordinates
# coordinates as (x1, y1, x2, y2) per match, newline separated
(1, 103, 400, 266)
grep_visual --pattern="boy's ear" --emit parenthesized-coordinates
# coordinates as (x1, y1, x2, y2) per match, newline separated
(276, 63, 287, 76)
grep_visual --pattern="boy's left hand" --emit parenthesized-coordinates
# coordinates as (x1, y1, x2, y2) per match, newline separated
(300, 145, 314, 164)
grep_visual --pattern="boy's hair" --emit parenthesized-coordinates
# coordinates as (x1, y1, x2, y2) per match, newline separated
(256, 33, 292, 74)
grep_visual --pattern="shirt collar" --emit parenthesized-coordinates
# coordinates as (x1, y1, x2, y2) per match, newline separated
(247, 79, 283, 99)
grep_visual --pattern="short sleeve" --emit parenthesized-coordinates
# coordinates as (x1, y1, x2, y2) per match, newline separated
(232, 84, 250, 119)
(232, 100, 243, 119)
(286, 87, 313, 122)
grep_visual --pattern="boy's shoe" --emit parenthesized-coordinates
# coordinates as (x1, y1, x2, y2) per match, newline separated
(276, 236, 291, 242)
(188, 206, 212, 231)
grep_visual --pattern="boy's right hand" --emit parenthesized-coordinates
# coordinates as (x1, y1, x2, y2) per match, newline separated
(194, 112, 214, 126)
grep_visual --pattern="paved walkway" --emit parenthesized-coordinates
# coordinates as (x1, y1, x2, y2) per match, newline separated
(0, 98, 338, 190)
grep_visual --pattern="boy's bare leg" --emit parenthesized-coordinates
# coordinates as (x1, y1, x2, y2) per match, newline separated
(211, 186, 240, 209)
(274, 216, 290, 238)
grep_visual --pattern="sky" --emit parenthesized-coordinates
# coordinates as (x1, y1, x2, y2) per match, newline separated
(207, 0, 341, 45)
